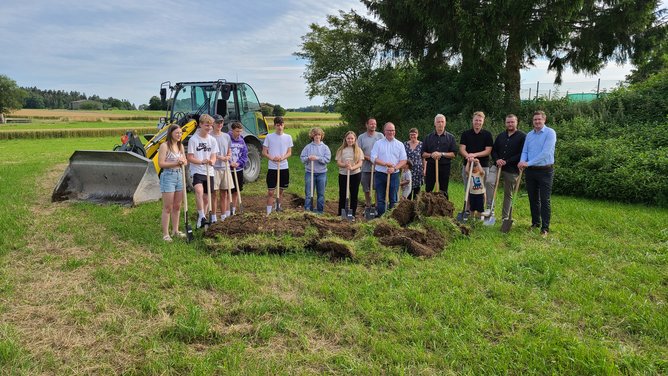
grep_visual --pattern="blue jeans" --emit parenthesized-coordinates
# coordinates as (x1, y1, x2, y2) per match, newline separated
(375, 172, 400, 216)
(305, 172, 326, 213)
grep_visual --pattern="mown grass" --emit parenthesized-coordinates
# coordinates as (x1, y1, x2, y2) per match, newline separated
(0, 136, 666, 374)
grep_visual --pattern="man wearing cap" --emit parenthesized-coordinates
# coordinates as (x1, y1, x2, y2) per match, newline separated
(370, 122, 407, 216)
(518, 110, 557, 237)
(211, 114, 233, 222)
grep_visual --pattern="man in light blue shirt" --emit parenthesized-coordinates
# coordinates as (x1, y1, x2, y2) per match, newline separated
(371, 122, 408, 216)
(518, 110, 557, 236)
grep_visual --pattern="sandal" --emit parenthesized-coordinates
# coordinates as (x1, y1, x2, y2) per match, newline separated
(163, 235, 173, 242)
(172, 231, 186, 238)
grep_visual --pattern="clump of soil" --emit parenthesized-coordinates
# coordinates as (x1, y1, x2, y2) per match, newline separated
(391, 200, 416, 226)
(315, 239, 354, 260)
(373, 221, 446, 257)
(380, 236, 435, 257)
(418, 192, 455, 217)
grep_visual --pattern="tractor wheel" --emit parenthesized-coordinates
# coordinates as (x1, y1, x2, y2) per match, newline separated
(244, 143, 261, 182)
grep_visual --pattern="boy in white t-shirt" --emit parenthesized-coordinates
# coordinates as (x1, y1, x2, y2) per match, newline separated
(262, 116, 293, 215)
(186, 114, 219, 228)
(211, 115, 233, 222)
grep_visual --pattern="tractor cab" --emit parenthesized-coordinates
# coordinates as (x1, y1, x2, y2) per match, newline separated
(159, 80, 268, 137)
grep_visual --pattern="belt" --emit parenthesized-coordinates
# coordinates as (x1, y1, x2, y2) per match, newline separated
(527, 165, 553, 170)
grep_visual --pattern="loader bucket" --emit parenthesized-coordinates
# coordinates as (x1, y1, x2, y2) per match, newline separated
(52, 150, 161, 206)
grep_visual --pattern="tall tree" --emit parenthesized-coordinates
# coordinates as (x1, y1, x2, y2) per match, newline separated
(0, 75, 26, 123)
(363, 0, 662, 110)
(294, 11, 385, 108)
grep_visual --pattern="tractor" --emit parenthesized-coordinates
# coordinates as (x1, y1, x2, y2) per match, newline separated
(52, 80, 268, 205)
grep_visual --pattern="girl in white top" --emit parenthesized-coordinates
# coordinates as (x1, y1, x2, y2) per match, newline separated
(335, 131, 364, 217)
(157, 124, 188, 242)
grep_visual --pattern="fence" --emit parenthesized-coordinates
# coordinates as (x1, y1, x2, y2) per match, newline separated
(519, 79, 624, 101)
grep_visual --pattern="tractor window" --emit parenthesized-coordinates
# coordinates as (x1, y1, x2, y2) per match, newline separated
(172, 85, 217, 115)
(239, 83, 261, 133)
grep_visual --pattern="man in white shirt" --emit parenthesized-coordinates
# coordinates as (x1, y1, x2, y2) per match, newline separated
(371, 122, 407, 216)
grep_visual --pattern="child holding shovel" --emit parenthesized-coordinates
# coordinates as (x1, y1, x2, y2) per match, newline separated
(229, 121, 248, 214)
(157, 124, 188, 241)
(300, 127, 331, 213)
(335, 131, 364, 217)
(262, 116, 293, 215)
(186, 114, 219, 228)
(466, 158, 487, 217)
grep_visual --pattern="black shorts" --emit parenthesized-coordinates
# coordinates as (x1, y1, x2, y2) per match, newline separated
(468, 194, 484, 212)
(266, 169, 289, 189)
(231, 169, 244, 193)
(193, 173, 214, 192)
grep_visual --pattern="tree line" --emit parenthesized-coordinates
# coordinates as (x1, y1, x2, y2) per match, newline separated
(22, 87, 136, 110)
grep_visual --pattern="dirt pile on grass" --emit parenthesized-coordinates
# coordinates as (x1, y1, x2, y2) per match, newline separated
(390, 193, 456, 226)
(205, 192, 466, 261)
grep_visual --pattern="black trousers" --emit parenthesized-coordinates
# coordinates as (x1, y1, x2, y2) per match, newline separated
(525, 168, 554, 231)
(338, 173, 361, 215)
(425, 162, 451, 198)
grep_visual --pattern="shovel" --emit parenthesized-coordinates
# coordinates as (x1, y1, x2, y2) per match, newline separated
(364, 164, 378, 220)
(232, 166, 243, 214)
(274, 164, 282, 212)
(341, 163, 354, 221)
(204, 163, 213, 230)
(483, 166, 502, 226)
(310, 160, 315, 212)
(500, 169, 523, 233)
(435, 160, 440, 192)
(456, 161, 474, 223)
(181, 166, 194, 242)
(225, 159, 233, 216)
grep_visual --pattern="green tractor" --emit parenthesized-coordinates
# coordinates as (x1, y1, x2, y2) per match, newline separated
(52, 80, 268, 205)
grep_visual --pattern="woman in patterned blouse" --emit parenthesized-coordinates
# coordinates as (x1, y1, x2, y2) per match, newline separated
(404, 128, 426, 200)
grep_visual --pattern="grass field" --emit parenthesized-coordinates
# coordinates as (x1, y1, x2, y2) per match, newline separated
(0, 136, 666, 374)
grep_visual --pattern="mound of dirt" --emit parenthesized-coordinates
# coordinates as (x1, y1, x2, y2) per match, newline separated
(207, 212, 357, 240)
(418, 192, 456, 217)
(204, 192, 463, 261)
(391, 200, 416, 226)
(315, 239, 354, 260)
(373, 221, 446, 257)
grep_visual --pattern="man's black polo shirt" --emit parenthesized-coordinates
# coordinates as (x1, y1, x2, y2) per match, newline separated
(492, 130, 526, 174)
(422, 131, 457, 166)
(460, 129, 494, 167)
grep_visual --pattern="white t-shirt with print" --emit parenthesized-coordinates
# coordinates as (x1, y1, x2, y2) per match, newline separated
(263, 132, 293, 170)
(187, 132, 219, 176)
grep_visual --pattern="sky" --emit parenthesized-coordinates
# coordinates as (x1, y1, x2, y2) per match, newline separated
(0, 0, 664, 108)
